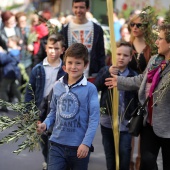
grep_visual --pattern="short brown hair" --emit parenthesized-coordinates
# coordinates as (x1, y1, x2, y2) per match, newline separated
(63, 43, 89, 65)
(8, 35, 20, 45)
(15, 12, 26, 22)
(72, 0, 89, 9)
(159, 24, 170, 43)
(47, 33, 65, 47)
(116, 41, 133, 55)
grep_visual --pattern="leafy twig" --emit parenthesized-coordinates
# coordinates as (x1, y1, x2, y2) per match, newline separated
(0, 85, 42, 154)
(139, 6, 158, 55)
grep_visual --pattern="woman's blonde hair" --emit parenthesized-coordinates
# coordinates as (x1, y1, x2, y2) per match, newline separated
(129, 14, 143, 43)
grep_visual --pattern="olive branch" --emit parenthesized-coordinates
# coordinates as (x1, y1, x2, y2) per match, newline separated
(0, 85, 42, 155)
(139, 6, 158, 55)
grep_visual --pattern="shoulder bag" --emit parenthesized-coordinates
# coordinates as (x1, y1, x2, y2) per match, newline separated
(127, 97, 149, 136)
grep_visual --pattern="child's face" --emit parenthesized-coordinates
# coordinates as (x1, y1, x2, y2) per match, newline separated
(46, 41, 64, 62)
(63, 56, 88, 82)
(121, 27, 130, 42)
(116, 46, 132, 71)
(8, 39, 16, 48)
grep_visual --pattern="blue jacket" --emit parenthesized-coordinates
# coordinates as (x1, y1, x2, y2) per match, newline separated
(0, 50, 20, 80)
(60, 22, 106, 76)
(94, 66, 138, 120)
(44, 75, 100, 147)
(25, 61, 65, 107)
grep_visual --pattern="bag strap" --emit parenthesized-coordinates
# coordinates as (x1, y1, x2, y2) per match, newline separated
(141, 96, 150, 107)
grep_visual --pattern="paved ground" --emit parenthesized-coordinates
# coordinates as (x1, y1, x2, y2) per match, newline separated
(0, 110, 162, 170)
(0, 110, 107, 170)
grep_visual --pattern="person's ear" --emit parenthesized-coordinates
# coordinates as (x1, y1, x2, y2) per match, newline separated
(62, 65, 66, 71)
(61, 47, 65, 54)
(129, 55, 132, 62)
(84, 62, 89, 69)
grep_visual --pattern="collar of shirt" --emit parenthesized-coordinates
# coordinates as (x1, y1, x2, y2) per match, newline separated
(43, 57, 62, 68)
(118, 67, 129, 77)
(59, 74, 87, 88)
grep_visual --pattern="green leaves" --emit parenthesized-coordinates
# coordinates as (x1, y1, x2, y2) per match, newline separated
(27, 32, 38, 45)
(164, 6, 170, 24)
(100, 107, 107, 115)
(0, 85, 42, 155)
(139, 6, 158, 56)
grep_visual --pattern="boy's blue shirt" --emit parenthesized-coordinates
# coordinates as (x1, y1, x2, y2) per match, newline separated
(44, 75, 100, 148)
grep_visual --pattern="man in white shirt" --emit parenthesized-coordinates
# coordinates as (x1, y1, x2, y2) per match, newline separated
(61, 0, 106, 78)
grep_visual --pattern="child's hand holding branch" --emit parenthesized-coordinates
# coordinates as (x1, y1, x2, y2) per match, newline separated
(36, 121, 46, 134)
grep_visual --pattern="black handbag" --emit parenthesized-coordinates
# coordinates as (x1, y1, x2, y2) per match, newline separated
(127, 97, 149, 137)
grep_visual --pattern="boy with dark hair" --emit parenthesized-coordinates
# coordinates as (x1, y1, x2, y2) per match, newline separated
(37, 43, 100, 170)
(72, 0, 89, 8)
(25, 33, 65, 170)
(94, 41, 138, 170)
(25, 33, 65, 106)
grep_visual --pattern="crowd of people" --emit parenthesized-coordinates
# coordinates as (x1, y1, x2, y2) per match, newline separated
(0, 0, 170, 170)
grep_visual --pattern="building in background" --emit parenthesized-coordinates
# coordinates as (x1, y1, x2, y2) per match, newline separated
(1, 0, 169, 25)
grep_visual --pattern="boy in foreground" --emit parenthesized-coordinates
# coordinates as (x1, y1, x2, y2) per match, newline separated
(94, 41, 138, 170)
(37, 43, 100, 170)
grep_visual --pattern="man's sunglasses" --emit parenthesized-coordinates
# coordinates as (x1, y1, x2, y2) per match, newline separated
(130, 23, 142, 28)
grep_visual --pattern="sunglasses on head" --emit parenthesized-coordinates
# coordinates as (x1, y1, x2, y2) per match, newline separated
(130, 23, 142, 28)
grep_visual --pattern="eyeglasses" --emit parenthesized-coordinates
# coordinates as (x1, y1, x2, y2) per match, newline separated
(130, 23, 142, 28)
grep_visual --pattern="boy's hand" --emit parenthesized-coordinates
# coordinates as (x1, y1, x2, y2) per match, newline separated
(105, 74, 118, 89)
(77, 144, 89, 159)
(27, 44, 34, 52)
(36, 122, 46, 134)
(0, 46, 5, 52)
(109, 65, 119, 75)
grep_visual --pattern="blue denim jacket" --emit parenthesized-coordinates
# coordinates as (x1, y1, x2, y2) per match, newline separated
(25, 61, 65, 107)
